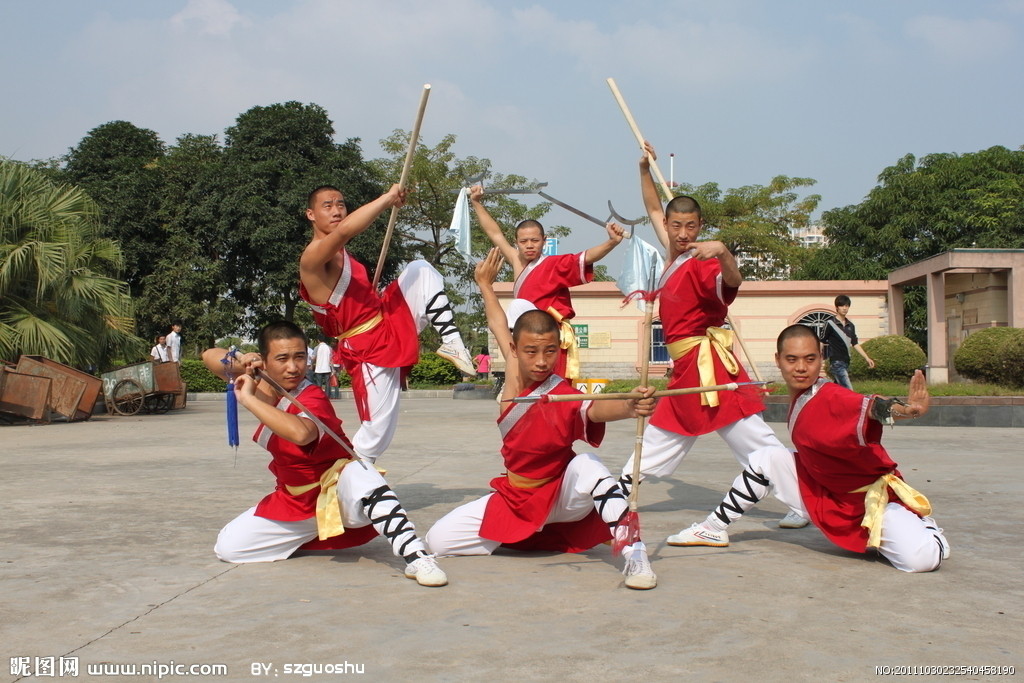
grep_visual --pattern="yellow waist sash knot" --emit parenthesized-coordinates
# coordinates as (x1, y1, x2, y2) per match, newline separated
(852, 473, 932, 549)
(665, 327, 740, 407)
(546, 307, 580, 380)
(506, 470, 556, 489)
(285, 459, 388, 541)
(336, 312, 383, 342)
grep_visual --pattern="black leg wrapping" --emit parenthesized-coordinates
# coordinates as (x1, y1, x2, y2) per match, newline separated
(363, 485, 420, 562)
(426, 291, 458, 340)
(617, 474, 634, 499)
(591, 475, 628, 526)
(713, 469, 771, 526)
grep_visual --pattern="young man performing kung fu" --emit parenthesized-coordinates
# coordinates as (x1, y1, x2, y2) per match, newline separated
(203, 321, 447, 586)
(300, 184, 475, 463)
(669, 324, 949, 572)
(425, 249, 658, 590)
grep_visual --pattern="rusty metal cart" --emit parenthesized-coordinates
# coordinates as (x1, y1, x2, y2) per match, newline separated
(101, 361, 184, 416)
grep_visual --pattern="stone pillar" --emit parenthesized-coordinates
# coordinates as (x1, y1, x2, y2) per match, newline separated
(887, 284, 905, 336)
(926, 272, 948, 384)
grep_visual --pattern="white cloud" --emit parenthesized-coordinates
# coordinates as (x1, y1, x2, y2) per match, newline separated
(170, 0, 245, 37)
(905, 15, 1015, 63)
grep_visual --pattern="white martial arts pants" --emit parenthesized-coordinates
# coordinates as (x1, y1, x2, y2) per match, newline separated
(351, 260, 452, 461)
(622, 415, 805, 517)
(425, 453, 621, 556)
(743, 447, 945, 573)
(215, 462, 388, 563)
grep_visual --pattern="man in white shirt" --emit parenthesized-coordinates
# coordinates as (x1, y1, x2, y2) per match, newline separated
(166, 324, 182, 363)
(313, 339, 334, 395)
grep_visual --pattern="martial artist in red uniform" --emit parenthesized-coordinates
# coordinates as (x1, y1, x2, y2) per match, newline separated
(617, 142, 808, 539)
(670, 324, 949, 572)
(300, 185, 475, 462)
(202, 321, 447, 586)
(469, 184, 625, 379)
(425, 250, 658, 590)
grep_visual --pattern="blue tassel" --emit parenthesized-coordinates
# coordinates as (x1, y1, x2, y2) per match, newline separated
(226, 380, 239, 448)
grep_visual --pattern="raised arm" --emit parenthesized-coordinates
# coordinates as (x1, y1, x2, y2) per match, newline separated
(299, 184, 407, 274)
(469, 185, 521, 270)
(685, 240, 743, 288)
(474, 248, 519, 402)
(584, 222, 626, 265)
(640, 141, 668, 249)
(201, 347, 262, 381)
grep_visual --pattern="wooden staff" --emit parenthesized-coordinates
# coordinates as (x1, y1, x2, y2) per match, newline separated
(371, 83, 431, 290)
(507, 380, 771, 404)
(607, 76, 765, 382)
(606, 78, 674, 202)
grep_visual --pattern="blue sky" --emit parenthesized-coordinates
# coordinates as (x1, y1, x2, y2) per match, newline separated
(2, 0, 1022, 258)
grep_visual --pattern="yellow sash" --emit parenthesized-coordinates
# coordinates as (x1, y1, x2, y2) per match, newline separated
(285, 459, 388, 541)
(506, 470, 556, 489)
(851, 473, 932, 549)
(546, 307, 580, 380)
(336, 312, 383, 341)
(665, 327, 740, 407)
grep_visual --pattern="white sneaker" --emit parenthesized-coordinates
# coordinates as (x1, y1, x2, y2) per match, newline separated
(404, 552, 448, 587)
(436, 342, 476, 377)
(666, 523, 729, 547)
(622, 543, 657, 590)
(779, 511, 810, 529)
(921, 516, 951, 560)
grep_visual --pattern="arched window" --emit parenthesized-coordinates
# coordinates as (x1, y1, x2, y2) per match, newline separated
(796, 310, 833, 336)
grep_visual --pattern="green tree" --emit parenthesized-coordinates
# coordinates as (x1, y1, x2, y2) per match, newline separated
(140, 133, 241, 350)
(674, 176, 820, 280)
(218, 102, 387, 334)
(795, 146, 1024, 346)
(61, 121, 166, 298)
(0, 159, 142, 369)
(799, 146, 1024, 280)
(373, 131, 560, 351)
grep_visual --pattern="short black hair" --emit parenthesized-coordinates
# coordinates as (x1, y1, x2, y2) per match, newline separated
(258, 320, 308, 356)
(665, 195, 702, 218)
(512, 309, 559, 343)
(515, 219, 545, 239)
(834, 295, 851, 307)
(776, 324, 818, 353)
(307, 185, 343, 210)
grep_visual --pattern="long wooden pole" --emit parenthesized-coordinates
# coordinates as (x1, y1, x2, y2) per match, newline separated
(371, 83, 431, 290)
(607, 76, 764, 382)
(509, 380, 771, 404)
(606, 78, 673, 202)
(628, 299, 656, 513)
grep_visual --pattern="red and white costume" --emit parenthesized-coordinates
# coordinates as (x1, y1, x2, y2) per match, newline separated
(214, 381, 385, 563)
(300, 252, 446, 461)
(621, 255, 796, 517)
(511, 252, 593, 378)
(426, 375, 621, 556)
(783, 379, 943, 570)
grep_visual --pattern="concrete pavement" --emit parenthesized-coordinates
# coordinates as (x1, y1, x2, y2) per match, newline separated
(1, 397, 1020, 682)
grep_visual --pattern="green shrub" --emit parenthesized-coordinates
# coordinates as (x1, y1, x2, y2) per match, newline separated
(848, 335, 926, 380)
(178, 359, 225, 393)
(1000, 333, 1024, 389)
(408, 352, 463, 386)
(954, 327, 1024, 385)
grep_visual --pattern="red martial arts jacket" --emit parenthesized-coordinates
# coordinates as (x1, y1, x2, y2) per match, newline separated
(649, 253, 765, 436)
(299, 249, 419, 420)
(252, 381, 376, 550)
(788, 379, 910, 553)
(480, 375, 611, 552)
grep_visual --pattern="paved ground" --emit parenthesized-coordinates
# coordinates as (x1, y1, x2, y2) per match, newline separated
(2, 397, 1021, 682)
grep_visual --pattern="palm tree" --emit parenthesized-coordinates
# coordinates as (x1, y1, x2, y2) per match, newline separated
(0, 158, 142, 370)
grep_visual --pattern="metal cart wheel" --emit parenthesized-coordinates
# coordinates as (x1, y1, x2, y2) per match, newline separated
(111, 378, 145, 416)
(145, 392, 174, 415)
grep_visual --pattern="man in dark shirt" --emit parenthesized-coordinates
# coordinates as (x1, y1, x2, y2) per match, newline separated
(818, 295, 875, 390)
